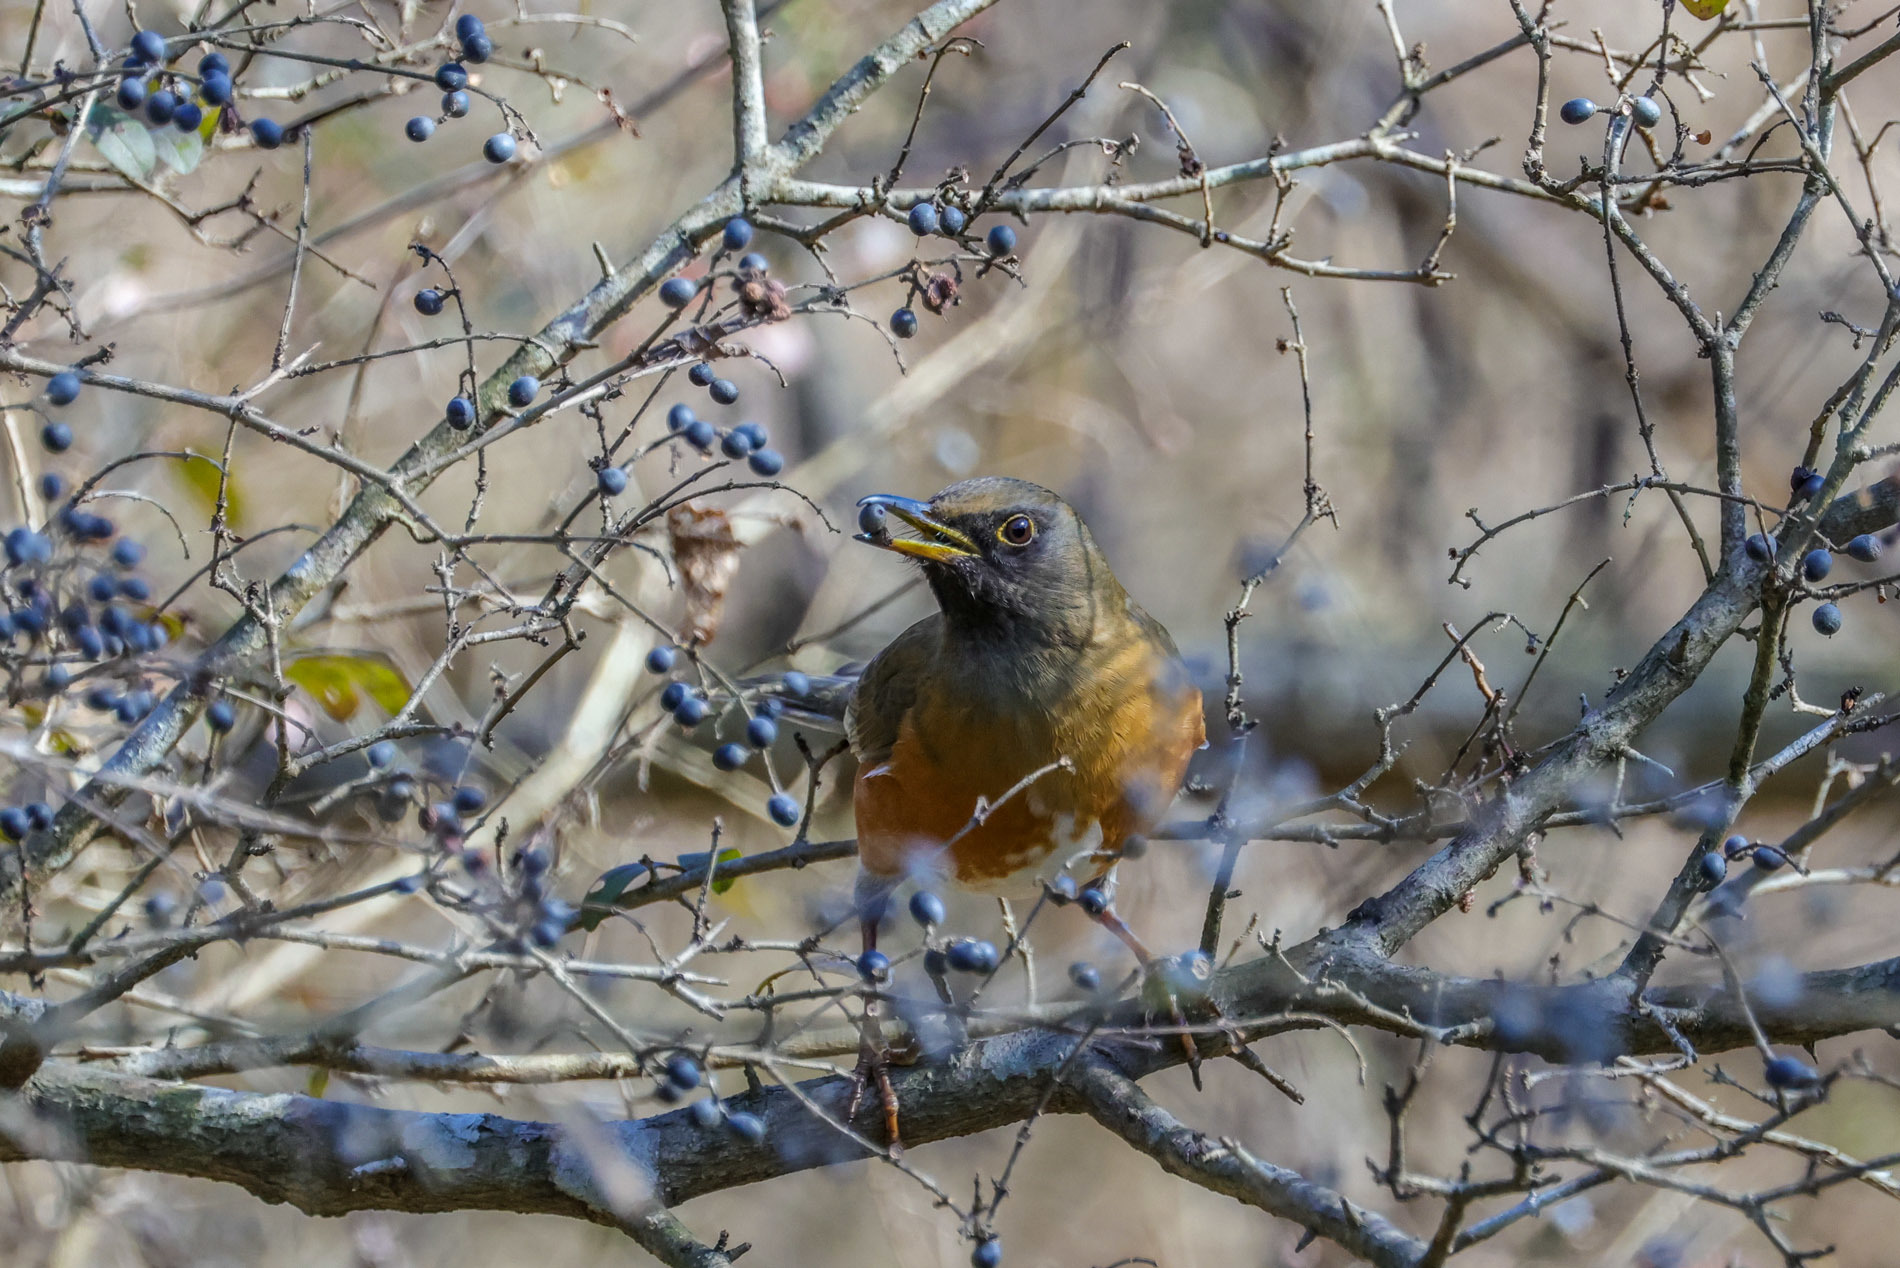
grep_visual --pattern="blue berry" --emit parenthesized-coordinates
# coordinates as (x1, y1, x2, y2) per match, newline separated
(482, 132, 516, 163)
(452, 785, 487, 815)
(507, 375, 539, 408)
(38, 474, 65, 501)
(45, 665, 71, 692)
(414, 287, 445, 315)
(455, 14, 485, 40)
(908, 890, 945, 927)
(1744, 533, 1772, 563)
(690, 1098, 723, 1129)
(598, 465, 628, 496)
(367, 740, 396, 768)
(726, 1112, 766, 1145)
(667, 402, 696, 431)
(119, 577, 149, 601)
(131, 30, 167, 64)
(144, 89, 177, 124)
(906, 203, 940, 236)
(709, 379, 739, 405)
(435, 62, 468, 91)
(460, 33, 493, 63)
(1559, 97, 1597, 125)
(24, 803, 53, 831)
(945, 938, 999, 973)
(1046, 874, 1078, 904)
(1078, 886, 1108, 917)
(0, 808, 27, 841)
(5, 527, 49, 566)
(1764, 1054, 1818, 1088)
(766, 793, 801, 827)
(206, 699, 236, 732)
(1752, 846, 1785, 871)
(199, 73, 231, 106)
(659, 277, 697, 308)
(890, 308, 918, 339)
(529, 917, 565, 947)
(713, 742, 748, 771)
(756, 697, 783, 719)
(406, 115, 435, 143)
(1846, 533, 1882, 562)
(684, 419, 716, 451)
(939, 205, 967, 236)
(199, 52, 229, 78)
(858, 503, 887, 535)
(971, 1238, 1002, 1268)
(46, 372, 81, 406)
(722, 218, 754, 251)
(116, 78, 147, 110)
(88, 575, 116, 603)
(746, 449, 784, 477)
(720, 429, 754, 459)
(1802, 549, 1832, 581)
(688, 363, 715, 387)
(856, 949, 891, 982)
(674, 695, 710, 727)
(1723, 834, 1750, 858)
(646, 645, 677, 674)
(986, 224, 1016, 256)
(1698, 851, 1727, 886)
(173, 101, 203, 131)
(782, 670, 810, 696)
(442, 89, 470, 117)
(1797, 472, 1825, 501)
(445, 396, 475, 429)
(40, 422, 72, 453)
(734, 421, 768, 449)
(659, 681, 689, 712)
(251, 118, 284, 148)
(1068, 961, 1100, 992)
(738, 252, 769, 273)
(665, 1053, 702, 1090)
(1630, 96, 1663, 128)
(1812, 602, 1842, 636)
(744, 715, 776, 748)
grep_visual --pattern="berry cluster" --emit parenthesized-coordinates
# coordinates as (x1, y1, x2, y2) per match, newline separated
(885, 202, 1018, 341)
(115, 38, 226, 138)
(647, 649, 797, 826)
(401, 15, 513, 161)
(1558, 94, 1663, 130)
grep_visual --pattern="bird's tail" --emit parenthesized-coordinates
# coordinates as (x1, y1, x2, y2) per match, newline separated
(736, 667, 860, 731)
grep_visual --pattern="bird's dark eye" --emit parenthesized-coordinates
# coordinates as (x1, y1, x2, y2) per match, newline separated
(997, 514, 1035, 547)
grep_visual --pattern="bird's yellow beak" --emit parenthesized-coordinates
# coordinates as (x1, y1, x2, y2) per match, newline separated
(855, 494, 978, 563)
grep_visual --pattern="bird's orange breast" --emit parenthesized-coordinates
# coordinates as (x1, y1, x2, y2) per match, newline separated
(854, 637, 1203, 890)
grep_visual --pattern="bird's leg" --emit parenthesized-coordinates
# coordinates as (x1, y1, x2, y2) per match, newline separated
(845, 879, 904, 1151)
(1081, 874, 1209, 1089)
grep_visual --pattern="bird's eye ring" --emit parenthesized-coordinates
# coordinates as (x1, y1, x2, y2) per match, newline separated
(998, 515, 1035, 547)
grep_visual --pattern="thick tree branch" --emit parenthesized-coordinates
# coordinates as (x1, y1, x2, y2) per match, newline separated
(1068, 1058, 1428, 1268)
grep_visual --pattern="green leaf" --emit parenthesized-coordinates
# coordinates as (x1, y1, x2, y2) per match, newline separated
(284, 653, 413, 722)
(151, 123, 204, 174)
(91, 116, 157, 181)
(710, 847, 743, 895)
(174, 454, 244, 531)
(579, 862, 651, 930)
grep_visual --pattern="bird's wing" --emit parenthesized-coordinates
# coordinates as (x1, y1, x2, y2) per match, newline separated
(846, 615, 941, 766)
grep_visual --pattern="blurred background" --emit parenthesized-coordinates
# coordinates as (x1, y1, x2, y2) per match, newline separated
(4, 0, 1900, 1264)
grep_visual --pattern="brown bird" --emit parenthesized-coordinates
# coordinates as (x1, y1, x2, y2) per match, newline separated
(844, 477, 1205, 1136)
